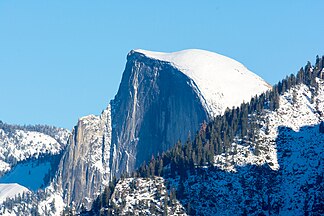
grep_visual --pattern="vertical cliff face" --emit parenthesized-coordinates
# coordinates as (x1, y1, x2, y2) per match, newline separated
(110, 51, 208, 174)
(56, 106, 111, 208)
(55, 49, 270, 209)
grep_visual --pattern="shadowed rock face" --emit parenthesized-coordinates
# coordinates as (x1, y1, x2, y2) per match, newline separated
(56, 51, 210, 208)
(110, 51, 209, 174)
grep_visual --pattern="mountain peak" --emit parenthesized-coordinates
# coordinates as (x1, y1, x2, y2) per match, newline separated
(132, 49, 271, 116)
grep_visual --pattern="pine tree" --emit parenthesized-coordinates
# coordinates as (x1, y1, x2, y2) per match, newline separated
(319, 122, 324, 133)
(157, 158, 163, 176)
(163, 195, 168, 216)
(297, 67, 305, 84)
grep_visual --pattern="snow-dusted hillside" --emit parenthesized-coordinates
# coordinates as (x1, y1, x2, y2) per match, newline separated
(0, 183, 30, 204)
(0, 123, 70, 215)
(0, 182, 65, 216)
(213, 79, 324, 172)
(103, 78, 324, 215)
(0, 123, 70, 175)
(134, 49, 271, 116)
(177, 80, 324, 215)
(110, 177, 186, 215)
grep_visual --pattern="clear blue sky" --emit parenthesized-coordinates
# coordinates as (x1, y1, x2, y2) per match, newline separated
(0, 1, 323, 129)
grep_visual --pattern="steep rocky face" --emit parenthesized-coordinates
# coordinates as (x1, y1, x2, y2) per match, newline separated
(56, 106, 111, 208)
(110, 51, 209, 174)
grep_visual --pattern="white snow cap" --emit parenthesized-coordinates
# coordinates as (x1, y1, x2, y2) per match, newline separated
(134, 49, 271, 116)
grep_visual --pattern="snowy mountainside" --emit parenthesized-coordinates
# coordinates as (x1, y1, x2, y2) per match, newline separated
(177, 80, 324, 215)
(0, 123, 70, 214)
(214, 79, 324, 172)
(0, 183, 30, 204)
(99, 78, 324, 215)
(0, 122, 70, 175)
(175, 126, 323, 215)
(134, 49, 271, 116)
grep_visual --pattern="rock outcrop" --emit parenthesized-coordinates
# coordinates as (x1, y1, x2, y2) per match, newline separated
(56, 106, 111, 207)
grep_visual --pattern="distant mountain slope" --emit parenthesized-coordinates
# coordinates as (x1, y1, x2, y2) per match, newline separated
(55, 49, 270, 209)
(0, 122, 70, 175)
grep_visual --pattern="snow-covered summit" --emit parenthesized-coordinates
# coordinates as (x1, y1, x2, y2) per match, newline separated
(134, 49, 271, 116)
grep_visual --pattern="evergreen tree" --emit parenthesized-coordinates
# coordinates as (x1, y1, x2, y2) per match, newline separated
(163, 196, 168, 216)
(319, 122, 324, 134)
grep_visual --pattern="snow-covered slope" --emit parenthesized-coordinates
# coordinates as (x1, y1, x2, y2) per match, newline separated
(0, 124, 69, 215)
(0, 183, 65, 216)
(214, 79, 324, 172)
(102, 78, 324, 215)
(134, 49, 271, 116)
(178, 80, 324, 215)
(0, 183, 30, 203)
(0, 123, 70, 175)
(110, 177, 186, 215)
